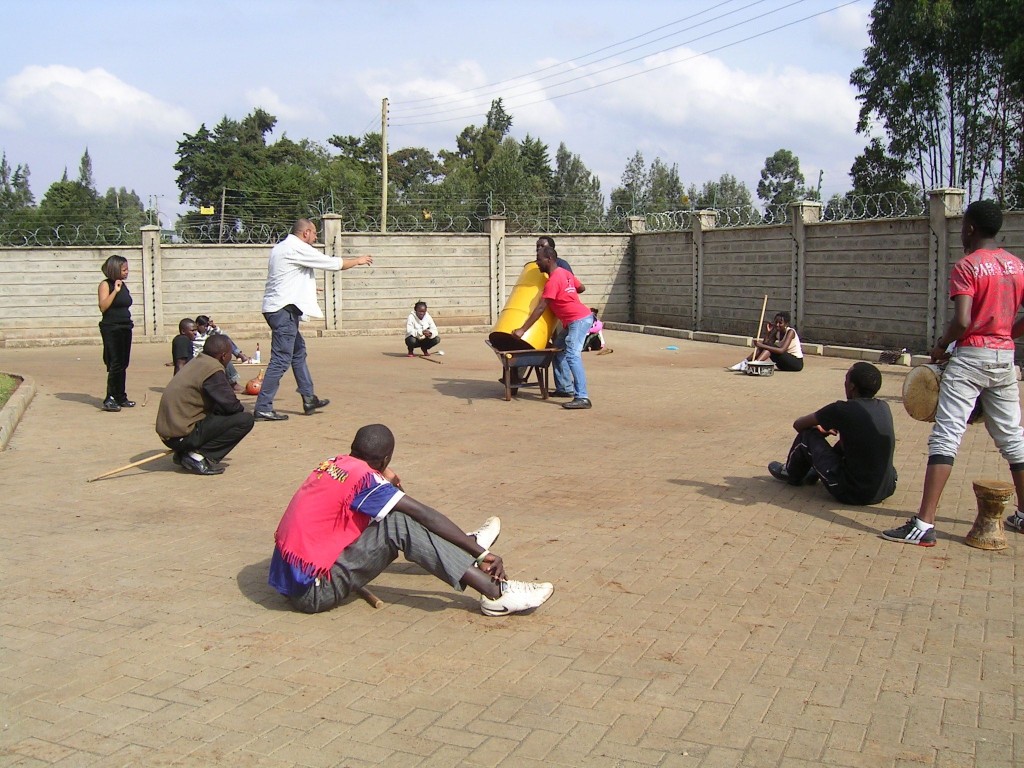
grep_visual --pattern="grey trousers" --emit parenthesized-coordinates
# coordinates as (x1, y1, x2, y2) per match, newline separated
(289, 511, 475, 614)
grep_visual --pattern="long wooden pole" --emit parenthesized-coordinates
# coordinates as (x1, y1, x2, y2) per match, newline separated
(88, 450, 173, 482)
(754, 294, 769, 347)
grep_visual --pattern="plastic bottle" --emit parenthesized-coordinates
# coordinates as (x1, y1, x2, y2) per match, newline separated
(254, 343, 261, 364)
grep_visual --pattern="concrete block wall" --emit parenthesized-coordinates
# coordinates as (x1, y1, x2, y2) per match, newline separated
(336, 233, 491, 331)
(157, 245, 268, 339)
(2, 192, 1023, 354)
(505, 234, 633, 322)
(633, 232, 693, 328)
(803, 218, 931, 349)
(0, 247, 142, 342)
(702, 226, 793, 336)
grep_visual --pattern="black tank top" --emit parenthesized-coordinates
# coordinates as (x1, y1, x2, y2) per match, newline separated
(100, 279, 133, 327)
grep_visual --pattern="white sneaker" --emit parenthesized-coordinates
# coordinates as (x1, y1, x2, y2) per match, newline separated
(728, 360, 748, 372)
(466, 516, 501, 550)
(480, 580, 554, 616)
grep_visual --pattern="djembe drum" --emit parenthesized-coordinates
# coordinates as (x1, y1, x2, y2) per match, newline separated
(902, 363, 984, 423)
(965, 479, 1012, 550)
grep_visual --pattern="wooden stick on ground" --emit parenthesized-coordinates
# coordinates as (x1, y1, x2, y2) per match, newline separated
(87, 449, 174, 482)
(354, 585, 384, 608)
(417, 354, 443, 364)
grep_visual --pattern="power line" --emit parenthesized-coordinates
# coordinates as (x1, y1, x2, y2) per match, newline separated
(390, 0, 860, 129)
(389, 0, 767, 114)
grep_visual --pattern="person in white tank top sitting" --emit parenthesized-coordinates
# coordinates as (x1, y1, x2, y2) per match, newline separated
(729, 311, 804, 372)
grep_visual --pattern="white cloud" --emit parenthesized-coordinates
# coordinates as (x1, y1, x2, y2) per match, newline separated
(0, 65, 193, 136)
(815, 5, 870, 55)
(570, 49, 863, 192)
(244, 86, 326, 124)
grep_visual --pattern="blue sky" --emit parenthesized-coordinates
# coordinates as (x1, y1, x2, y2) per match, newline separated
(0, 0, 872, 225)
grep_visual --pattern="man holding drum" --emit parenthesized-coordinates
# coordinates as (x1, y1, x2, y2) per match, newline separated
(883, 200, 1024, 546)
(767, 362, 897, 506)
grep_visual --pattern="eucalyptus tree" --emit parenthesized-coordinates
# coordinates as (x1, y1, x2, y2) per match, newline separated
(851, 0, 1024, 200)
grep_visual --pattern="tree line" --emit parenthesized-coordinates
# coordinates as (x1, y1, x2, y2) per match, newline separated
(2, 0, 1022, 242)
(0, 149, 151, 242)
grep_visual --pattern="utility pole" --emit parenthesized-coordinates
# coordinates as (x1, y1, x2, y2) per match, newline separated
(218, 186, 226, 243)
(381, 97, 388, 233)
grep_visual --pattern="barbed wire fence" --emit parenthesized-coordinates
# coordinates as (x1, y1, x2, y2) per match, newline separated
(2, 188, 1021, 246)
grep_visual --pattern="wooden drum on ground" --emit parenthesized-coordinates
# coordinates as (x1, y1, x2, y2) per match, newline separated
(902, 363, 984, 423)
(965, 479, 1011, 550)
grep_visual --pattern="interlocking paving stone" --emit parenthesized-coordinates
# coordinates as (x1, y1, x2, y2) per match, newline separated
(1, 333, 1022, 766)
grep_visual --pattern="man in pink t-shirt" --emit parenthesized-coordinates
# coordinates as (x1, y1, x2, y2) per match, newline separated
(513, 245, 593, 409)
(884, 200, 1024, 546)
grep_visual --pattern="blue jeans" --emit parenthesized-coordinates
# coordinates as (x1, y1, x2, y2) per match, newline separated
(929, 346, 1024, 463)
(553, 316, 590, 399)
(255, 305, 314, 412)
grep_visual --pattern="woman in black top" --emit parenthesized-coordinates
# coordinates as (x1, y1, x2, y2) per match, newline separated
(97, 255, 134, 412)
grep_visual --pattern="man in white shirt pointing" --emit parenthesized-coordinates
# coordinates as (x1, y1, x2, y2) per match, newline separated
(255, 218, 373, 421)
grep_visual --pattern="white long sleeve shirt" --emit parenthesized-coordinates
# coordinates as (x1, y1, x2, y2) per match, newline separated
(406, 311, 438, 340)
(262, 234, 343, 318)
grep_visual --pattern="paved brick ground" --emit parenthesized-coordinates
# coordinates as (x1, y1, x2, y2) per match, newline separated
(1, 331, 1021, 767)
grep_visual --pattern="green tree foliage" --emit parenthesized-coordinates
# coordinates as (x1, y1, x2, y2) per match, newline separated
(481, 138, 535, 214)
(38, 149, 102, 229)
(609, 152, 649, 213)
(851, 0, 1024, 200)
(446, 99, 514, 175)
(0, 153, 37, 233)
(325, 132, 383, 228)
(519, 135, 553, 191)
(757, 149, 807, 219)
(686, 173, 754, 210)
(24, 149, 151, 241)
(609, 152, 684, 213)
(849, 137, 917, 196)
(78, 148, 95, 190)
(102, 187, 149, 232)
(389, 147, 441, 197)
(648, 159, 684, 210)
(551, 142, 604, 222)
(165, 100, 617, 234)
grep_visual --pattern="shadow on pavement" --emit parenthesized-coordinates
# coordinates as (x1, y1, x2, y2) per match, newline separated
(433, 377, 512, 402)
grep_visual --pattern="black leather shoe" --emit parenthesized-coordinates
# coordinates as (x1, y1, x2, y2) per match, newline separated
(180, 454, 224, 475)
(255, 410, 289, 421)
(562, 398, 592, 410)
(102, 397, 121, 412)
(549, 390, 573, 398)
(171, 452, 182, 466)
(118, 399, 136, 408)
(302, 395, 330, 414)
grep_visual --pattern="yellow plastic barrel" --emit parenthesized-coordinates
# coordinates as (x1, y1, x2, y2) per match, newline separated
(489, 262, 556, 352)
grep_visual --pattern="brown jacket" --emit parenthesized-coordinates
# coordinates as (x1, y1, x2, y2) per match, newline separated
(156, 354, 241, 439)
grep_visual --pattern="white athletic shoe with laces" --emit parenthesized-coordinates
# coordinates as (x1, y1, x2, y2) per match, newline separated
(728, 360, 748, 372)
(466, 516, 501, 550)
(480, 580, 554, 616)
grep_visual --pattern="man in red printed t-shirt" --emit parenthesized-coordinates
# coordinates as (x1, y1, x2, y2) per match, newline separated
(884, 200, 1024, 546)
(513, 244, 594, 410)
(269, 424, 554, 616)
